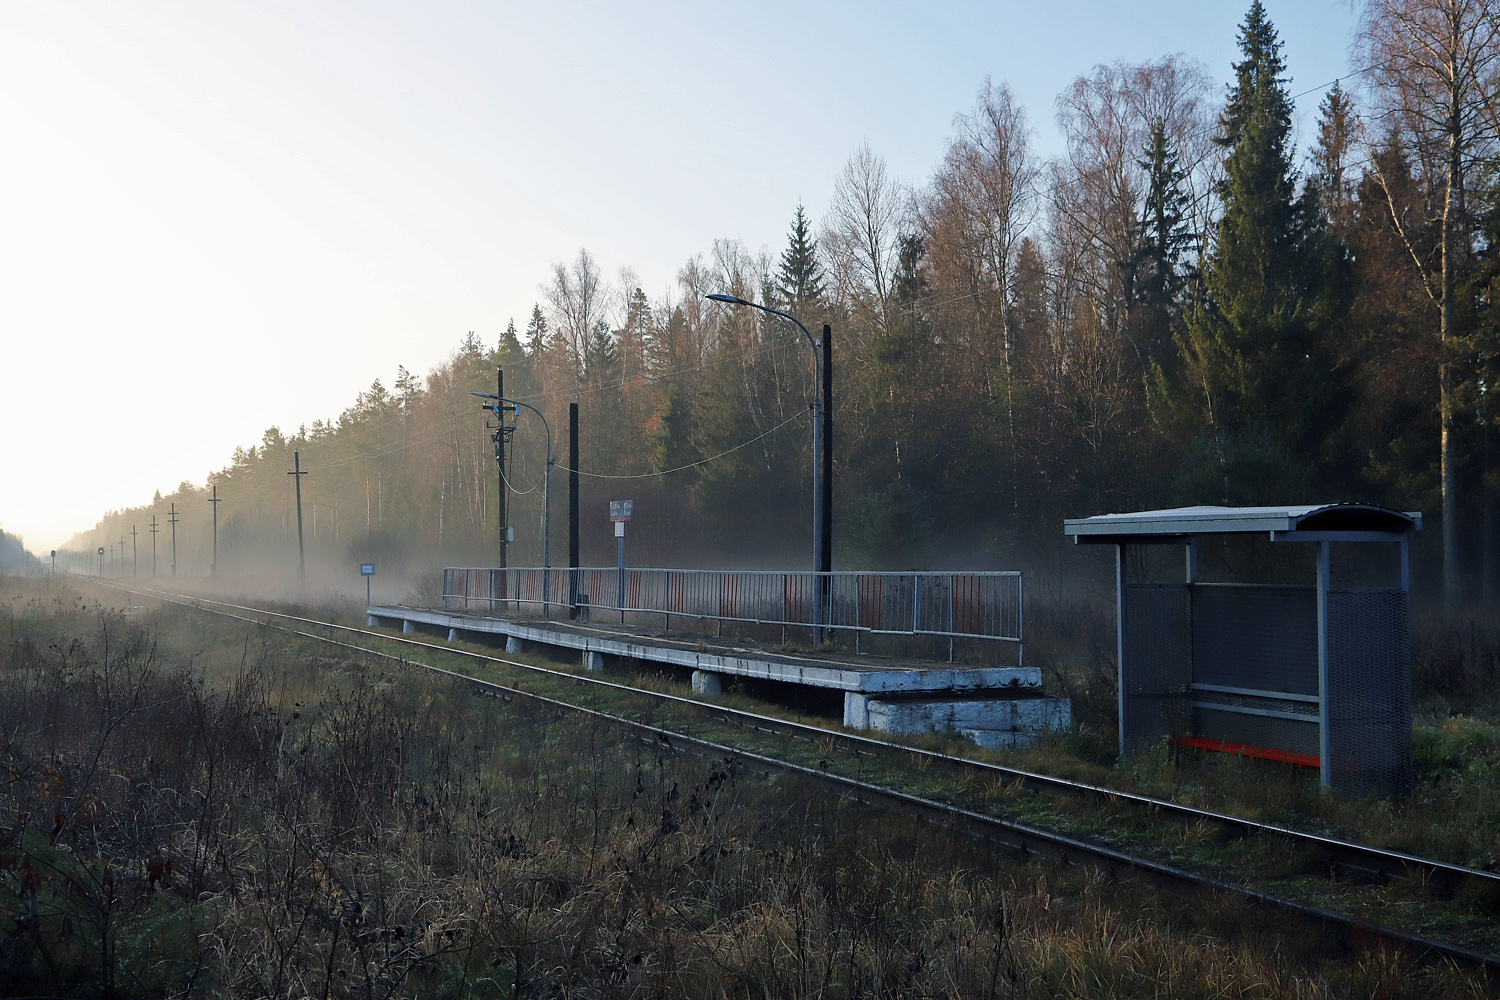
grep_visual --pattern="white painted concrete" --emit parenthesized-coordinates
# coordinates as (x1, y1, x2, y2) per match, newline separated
(866, 696, 1070, 737)
(367, 606, 1037, 694)
(402, 620, 416, 634)
(448, 628, 461, 641)
(366, 605, 1071, 751)
(964, 730, 1026, 750)
(843, 692, 869, 728)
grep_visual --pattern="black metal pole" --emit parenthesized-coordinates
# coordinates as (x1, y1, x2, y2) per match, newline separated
(497, 368, 508, 571)
(819, 324, 833, 637)
(821, 324, 833, 576)
(569, 402, 580, 618)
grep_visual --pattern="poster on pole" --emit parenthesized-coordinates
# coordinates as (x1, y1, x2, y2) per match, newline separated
(609, 500, 633, 522)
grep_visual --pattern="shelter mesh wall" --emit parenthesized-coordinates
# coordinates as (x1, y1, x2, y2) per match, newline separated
(1191, 585, 1318, 696)
(1185, 585, 1321, 754)
(1122, 583, 1191, 754)
(1327, 588, 1413, 798)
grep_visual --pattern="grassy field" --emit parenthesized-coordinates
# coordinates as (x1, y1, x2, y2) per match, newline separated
(1, 576, 1495, 998)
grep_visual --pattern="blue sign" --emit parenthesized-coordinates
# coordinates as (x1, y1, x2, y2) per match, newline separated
(360, 562, 376, 576)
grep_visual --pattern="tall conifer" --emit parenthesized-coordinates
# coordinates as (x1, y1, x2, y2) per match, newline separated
(776, 205, 826, 308)
(1132, 119, 1196, 363)
(1166, 2, 1349, 498)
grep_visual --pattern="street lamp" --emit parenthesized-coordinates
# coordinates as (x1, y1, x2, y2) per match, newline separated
(472, 392, 555, 609)
(706, 294, 833, 629)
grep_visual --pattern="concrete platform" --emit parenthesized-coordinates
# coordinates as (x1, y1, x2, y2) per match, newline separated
(367, 605, 1069, 748)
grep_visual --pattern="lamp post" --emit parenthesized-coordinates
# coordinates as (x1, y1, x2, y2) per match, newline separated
(706, 294, 832, 634)
(473, 392, 554, 609)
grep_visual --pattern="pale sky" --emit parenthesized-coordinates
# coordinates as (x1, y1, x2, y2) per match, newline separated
(0, 0, 1361, 552)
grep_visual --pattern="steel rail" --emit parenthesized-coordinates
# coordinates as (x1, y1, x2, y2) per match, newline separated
(72, 578, 1500, 980)
(96, 579, 1500, 896)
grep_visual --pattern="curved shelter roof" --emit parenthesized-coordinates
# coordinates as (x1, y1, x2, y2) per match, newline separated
(1064, 504, 1421, 542)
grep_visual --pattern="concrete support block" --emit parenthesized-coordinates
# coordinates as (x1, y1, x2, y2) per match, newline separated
(448, 628, 461, 642)
(367, 615, 379, 628)
(866, 696, 1071, 738)
(867, 698, 1014, 734)
(1014, 698, 1071, 732)
(692, 670, 722, 695)
(964, 729, 1026, 750)
(843, 692, 870, 728)
(505, 636, 523, 654)
(402, 620, 416, 635)
(582, 650, 605, 672)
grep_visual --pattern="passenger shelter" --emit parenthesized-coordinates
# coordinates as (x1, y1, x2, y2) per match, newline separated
(1063, 504, 1420, 798)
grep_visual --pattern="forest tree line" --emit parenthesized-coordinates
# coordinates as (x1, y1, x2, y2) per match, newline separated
(64, 1, 1500, 605)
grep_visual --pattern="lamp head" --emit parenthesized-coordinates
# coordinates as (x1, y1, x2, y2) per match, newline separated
(706, 293, 749, 305)
(470, 391, 499, 399)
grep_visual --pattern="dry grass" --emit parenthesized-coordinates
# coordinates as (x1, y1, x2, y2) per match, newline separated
(0, 578, 1493, 997)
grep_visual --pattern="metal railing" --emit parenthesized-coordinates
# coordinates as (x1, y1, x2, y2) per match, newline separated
(441, 566, 1022, 648)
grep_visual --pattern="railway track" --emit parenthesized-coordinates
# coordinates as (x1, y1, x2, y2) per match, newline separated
(76, 578, 1500, 983)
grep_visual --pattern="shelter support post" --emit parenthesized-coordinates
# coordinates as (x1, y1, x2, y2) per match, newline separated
(1317, 540, 1331, 789)
(1116, 543, 1129, 760)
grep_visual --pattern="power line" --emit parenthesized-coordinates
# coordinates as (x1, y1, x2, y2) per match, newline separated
(556, 407, 811, 480)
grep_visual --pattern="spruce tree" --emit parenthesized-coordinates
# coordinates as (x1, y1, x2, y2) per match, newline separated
(523, 304, 549, 357)
(1311, 81, 1356, 229)
(584, 319, 619, 383)
(497, 318, 525, 364)
(776, 204, 826, 307)
(1131, 118, 1196, 363)
(1165, 1, 1349, 499)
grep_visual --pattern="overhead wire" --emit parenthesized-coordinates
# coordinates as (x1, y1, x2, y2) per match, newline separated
(556, 407, 812, 480)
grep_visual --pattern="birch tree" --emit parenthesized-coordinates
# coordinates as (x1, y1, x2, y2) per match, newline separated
(1360, 0, 1500, 607)
(823, 141, 904, 338)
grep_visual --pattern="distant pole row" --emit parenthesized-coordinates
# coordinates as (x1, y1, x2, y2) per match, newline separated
(209, 484, 222, 578)
(167, 503, 180, 577)
(80, 457, 311, 584)
(288, 451, 307, 587)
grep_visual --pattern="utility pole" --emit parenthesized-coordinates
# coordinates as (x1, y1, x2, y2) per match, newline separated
(569, 402, 580, 619)
(288, 451, 307, 586)
(149, 516, 159, 575)
(119, 535, 126, 578)
(208, 484, 222, 578)
(109, 543, 115, 578)
(131, 525, 137, 575)
(167, 503, 180, 577)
